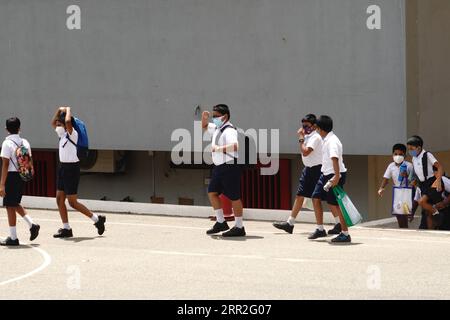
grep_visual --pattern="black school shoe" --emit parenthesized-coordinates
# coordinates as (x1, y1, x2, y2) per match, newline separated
(53, 228, 73, 238)
(206, 221, 230, 235)
(222, 226, 246, 237)
(30, 224, 40, 241)
(94, 215, 106, 235)
(308, 229, 327, 240)
(273, 222, 294, 234)
(328, 223, 342, 235)
(0, 237, 20, 246)
(331, 233, 352, 243)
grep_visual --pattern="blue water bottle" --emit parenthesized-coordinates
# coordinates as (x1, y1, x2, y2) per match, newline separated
(398, 163, 407, 186)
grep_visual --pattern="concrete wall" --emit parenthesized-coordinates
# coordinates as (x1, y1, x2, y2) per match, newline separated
(0, 0, 407, 154)
(406, 0, 450, 151)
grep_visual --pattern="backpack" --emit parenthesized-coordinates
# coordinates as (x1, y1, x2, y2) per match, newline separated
(63, 117, 89, 160)
(8, 139, 33, 182)
(219, 124, 256, 168)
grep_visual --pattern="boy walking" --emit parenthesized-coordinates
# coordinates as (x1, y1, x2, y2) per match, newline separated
(310, 116, 351, 243)
(0, 117, 40, 246)
(202, 104, 245, 237)
(378, 144, 416, 228)
(273, 114, 341, 235)
(407, 136, 445, 229)
(51, 107, 106, 238)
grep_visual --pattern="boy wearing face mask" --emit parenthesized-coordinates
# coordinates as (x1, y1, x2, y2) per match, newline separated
(273, 114, 342, 235)
(51, 107, 106, 238)
(201, 104, 245, 237)
(377, 144, 415, 228)
(407, 135, 445, 229)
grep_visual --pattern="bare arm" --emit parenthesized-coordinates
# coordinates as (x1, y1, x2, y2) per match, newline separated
(297, 128, 313, 156)
(330, 157, 341, 187)
(65, 107, 74, 135)
(378, 178, 390, 196)
(51, 108, 63, 129)
(201, 111, 210, 131)
(0, 158, 9, 197)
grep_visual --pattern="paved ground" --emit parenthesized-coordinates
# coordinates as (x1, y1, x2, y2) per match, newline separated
(0, 209, 449, 300)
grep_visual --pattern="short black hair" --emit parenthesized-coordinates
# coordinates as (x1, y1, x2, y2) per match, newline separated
(392, 143, 407, 154)
(6, 117, 21, 134)
(316, 115, 333, 133)
(302, 114, 317, 125)
(407, 135, 424, 148)
(213, 104, 230, 120)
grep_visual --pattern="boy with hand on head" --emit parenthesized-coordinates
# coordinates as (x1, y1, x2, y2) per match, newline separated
(0, 117, 40, 246)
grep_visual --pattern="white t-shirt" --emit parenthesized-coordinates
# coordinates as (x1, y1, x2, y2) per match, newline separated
(207, 122, 239, 166)
(412, 149, 438, 182)
(383, 161, 414, 187)
(57, 129, 79, 163)
(0, 134, 32, 172)
(321, 131, 347, 176)
(302, 131, 323, 168)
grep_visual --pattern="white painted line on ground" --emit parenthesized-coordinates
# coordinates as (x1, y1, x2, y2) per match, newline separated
(0, 242, 52, 287)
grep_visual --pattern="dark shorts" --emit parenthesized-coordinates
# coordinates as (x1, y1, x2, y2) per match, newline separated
(296, 165, 322, 198)
(208, 163, 242, 201)
(419, 177, 444, 205)
(3, 172, 24, 207)
(312, 172, 347, 206)
(57, 163, 80, 196)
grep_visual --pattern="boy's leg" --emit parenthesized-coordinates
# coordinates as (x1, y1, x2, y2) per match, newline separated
(329, 204, 348, 232)
(396, 215, 408, 229)
(66, 194, 106, 235)
(418, 195, 438, 229)
(231, 199, 244, 227)
(15, 205, 40, 241)
(56, 190, 70, 225)
(290, 196, 305, 219)
(6, 206, 18, 239)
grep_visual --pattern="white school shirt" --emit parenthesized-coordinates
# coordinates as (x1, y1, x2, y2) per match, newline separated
(412, 149, 438, 182)
(57, 129, 79, 163)
(321, 131, 347, 176)
(0, 134, 32, 172)
(383, 161, 414, 187)
(207, 121, 239, 166)
(302, 131, 323, 168)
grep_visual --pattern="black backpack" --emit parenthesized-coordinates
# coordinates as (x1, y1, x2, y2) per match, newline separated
(219, 124, 256, 168)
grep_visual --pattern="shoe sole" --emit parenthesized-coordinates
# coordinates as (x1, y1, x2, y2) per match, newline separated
(30, 225, 40, 241)
(273, 224, 293, 234)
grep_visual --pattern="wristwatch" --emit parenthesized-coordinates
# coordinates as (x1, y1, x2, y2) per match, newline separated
(299, 138, 305, 143)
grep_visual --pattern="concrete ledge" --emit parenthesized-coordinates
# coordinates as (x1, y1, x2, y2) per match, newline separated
(13, 196, 336, 224)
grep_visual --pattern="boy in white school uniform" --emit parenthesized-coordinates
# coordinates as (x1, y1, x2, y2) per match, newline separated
(273, 114, 342, 235)
(201, 104, 245, 237)
(51, 107, 106, 238)
(310, 115, 351, 243)
(407, 135, 445, 229)
(0, 117, 40, 246)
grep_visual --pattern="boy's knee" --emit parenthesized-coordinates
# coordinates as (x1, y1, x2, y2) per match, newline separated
(68, 199, 78, 208)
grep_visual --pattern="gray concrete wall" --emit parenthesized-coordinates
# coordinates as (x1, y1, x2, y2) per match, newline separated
(0, 0, 406, 155)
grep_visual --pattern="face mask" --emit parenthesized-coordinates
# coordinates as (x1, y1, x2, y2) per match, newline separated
(409, 149, 419, 158)
(55, 126, 65, 135)
(303, 125, 313, 135)
(212, 116, 224, 128)
(393, 155, 404, 164)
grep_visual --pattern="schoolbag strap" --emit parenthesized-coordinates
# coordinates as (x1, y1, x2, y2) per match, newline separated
(220, 124, 235, 133)
(63, 134, 77, 148)
(422, 151, 428, 180)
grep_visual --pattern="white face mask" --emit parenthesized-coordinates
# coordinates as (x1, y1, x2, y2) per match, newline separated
(55, 126, 65, 136)
(393, 155, 404, 164)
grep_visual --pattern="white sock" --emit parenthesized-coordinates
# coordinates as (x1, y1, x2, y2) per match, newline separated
(215, 209, 225, 223)
(235, 216, 243, 228)
(9, 227, 17, 240)
(63, 223, 71, 230)
(317, 225, 324, 231)
(90, 213, 99, 223)
(342, 231, 349, 236)
(287, 216, 296, 226)
(23, 215, 34, 229)
(334, 216, 340, 224)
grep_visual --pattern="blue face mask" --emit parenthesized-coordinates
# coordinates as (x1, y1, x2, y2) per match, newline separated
(213, 116, 224, 128)
(409, 149, 420, 157)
